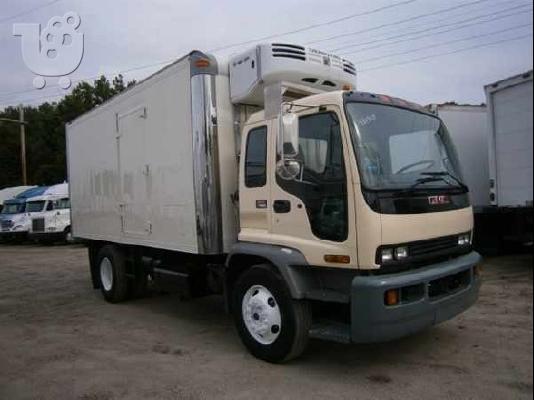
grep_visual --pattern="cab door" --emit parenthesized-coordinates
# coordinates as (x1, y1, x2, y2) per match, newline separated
(269, 108, 357, 267)
(239, 121, 272, 240)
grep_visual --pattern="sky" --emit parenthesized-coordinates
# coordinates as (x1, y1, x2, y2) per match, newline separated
(0, 0, 532, 109)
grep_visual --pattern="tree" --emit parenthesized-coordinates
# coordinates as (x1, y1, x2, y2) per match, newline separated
(0, 75, 134, 188)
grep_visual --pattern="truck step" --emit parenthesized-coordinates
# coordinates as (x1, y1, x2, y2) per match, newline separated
(309, 320, 351, 344)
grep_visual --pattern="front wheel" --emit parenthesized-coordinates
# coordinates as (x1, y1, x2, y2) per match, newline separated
(232, 264, 311, 363)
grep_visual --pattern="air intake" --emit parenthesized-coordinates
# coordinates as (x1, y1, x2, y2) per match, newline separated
(272, 43, 306, 61)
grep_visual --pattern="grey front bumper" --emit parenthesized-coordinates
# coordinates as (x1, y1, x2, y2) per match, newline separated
(351, 251, 482, 343)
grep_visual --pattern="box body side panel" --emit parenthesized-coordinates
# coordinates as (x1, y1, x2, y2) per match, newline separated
(67, 60, 200, 253)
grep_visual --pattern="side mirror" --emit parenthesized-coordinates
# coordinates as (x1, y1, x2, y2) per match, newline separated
(276, 159, 301, 181)
(281, 112, 299, 157)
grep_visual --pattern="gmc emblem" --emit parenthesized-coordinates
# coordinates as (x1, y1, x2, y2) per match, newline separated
(428, 195, 450, 205)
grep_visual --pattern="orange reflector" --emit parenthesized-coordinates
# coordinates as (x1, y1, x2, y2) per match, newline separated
(385, 289, 400, 306)
(342, 84, 353, 91)
(194, 58, 211, 68)
(324, 255, 351, 264)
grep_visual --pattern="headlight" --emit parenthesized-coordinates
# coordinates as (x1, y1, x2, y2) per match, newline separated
(458, 233, 471, 246)
(380, 246, 409, 263)
(380, 248, 394, 263)
(395, 246, 409, 260)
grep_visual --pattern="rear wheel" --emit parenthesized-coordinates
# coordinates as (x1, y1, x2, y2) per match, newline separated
(232, 264, 311, 363)
(97, 245, 128, 303)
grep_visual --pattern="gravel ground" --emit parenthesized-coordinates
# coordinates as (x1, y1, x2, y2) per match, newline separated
(0, 244, 532, 400)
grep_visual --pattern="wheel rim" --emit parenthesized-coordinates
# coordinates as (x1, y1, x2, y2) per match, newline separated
(100, 257, 113, 292)
(242, 285, 282, 345)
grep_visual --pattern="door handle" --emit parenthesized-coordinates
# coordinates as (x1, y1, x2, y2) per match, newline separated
(273, 200, 291, 214)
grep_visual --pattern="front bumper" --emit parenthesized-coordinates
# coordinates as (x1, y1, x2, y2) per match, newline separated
(351, 251, 481, 343)
(29, 231, 66, 242)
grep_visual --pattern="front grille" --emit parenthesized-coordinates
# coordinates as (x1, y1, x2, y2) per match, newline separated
(32, 218, 45, 232)
(1, 220, 13, 230)
(376, 234, 472, 274)
(409, 235, 460, 257)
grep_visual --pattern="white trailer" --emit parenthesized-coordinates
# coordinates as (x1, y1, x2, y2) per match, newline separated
(484, 71, 533, 246)
(67, 44, 481, 362)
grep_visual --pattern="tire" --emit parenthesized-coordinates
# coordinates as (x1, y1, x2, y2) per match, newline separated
(232, 264, 311, 363)
(96, 245, 129, 303)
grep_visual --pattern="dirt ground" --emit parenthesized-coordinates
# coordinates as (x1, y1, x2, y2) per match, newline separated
(0, 244, 532, 400)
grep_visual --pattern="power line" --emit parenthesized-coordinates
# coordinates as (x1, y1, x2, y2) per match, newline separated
(306, 0, 493, 45)
(359, 33, 533, 73)
(353, 23, 533, 63)
(208, 0, 419, 53)
(331, 4, 532, 54)
(0, 0, 419, 103)
(0, 0, 62, 24)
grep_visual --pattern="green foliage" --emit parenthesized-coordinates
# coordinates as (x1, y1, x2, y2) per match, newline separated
(0, 75, 135, 188)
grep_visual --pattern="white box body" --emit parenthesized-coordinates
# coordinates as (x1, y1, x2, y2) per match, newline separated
(485, 71, 533, 207)
(67, 52, 238, 254)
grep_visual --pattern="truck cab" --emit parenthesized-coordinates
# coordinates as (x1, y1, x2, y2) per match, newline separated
(28, 195, 71, 243)
(232, 88, 480, 350)
(0, 186, 49, 242)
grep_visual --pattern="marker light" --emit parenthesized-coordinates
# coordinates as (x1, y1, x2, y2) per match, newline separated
(324, 255, 351, 264)
(385, 289, 400, 306)
(194, 58, 211, 68)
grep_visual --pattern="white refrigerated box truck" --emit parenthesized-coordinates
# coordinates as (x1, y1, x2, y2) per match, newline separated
(484, 70, 533, 247)
(67, 43, 481, 362)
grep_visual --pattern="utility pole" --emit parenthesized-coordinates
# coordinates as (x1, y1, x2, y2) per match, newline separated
(0, 105, 28, 185)
(19, 105, 27, 185)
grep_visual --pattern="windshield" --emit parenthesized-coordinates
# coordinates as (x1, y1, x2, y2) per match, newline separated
(346, 102, 464, 190)
(26, 200, 46, 213)
(1, 203, 24, 214)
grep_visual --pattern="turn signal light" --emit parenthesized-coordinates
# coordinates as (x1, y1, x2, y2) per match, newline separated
(324, 255, 351, 264)
(385, 289, 400, 306)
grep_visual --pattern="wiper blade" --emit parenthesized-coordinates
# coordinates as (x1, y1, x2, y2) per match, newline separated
(408, 177, 447, 190)
(421, 172, 468, 190)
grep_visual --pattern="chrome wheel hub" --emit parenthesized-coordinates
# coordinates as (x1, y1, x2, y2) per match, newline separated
(100, 257, 113, 292)
(242, 285, 281, 345)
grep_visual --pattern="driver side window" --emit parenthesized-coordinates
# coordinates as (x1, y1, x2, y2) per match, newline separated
(277, 112, 347, 242)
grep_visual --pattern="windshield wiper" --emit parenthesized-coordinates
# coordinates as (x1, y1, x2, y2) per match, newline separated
(421, 172, 468, 191)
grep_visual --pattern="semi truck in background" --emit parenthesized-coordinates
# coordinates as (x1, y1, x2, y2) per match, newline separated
(0, 186, 35, 212)
(0, 186, 49, 242)
(27, 183, 72, 244)
(485, 71, 533, 249)
(67, 43, 481, 362)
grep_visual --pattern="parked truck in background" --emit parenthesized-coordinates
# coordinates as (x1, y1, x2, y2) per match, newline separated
(484, 70, 533, 249)
(28, 183, 72, 244)
(67, 43, 481, 362)
(0, 186, 35, 213)
(428, 103, 494, 252)
(0, 186, 49, 242)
